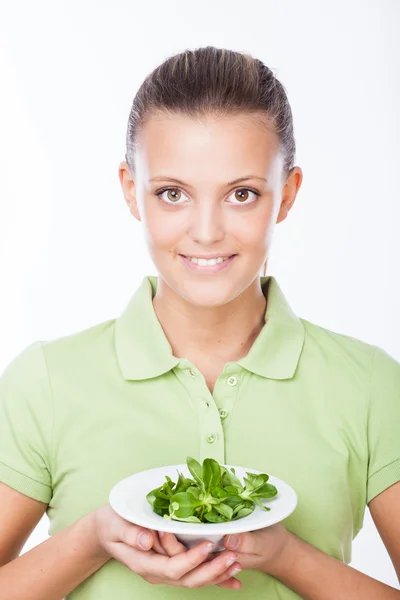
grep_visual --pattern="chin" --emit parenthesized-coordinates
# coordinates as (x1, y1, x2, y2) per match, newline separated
(181, 286, 239, 308)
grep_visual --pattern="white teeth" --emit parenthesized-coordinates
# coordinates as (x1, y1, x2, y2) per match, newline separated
(187, 256, 230, 266)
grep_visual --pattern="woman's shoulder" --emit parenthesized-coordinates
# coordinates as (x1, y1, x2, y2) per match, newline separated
(40, 318, 116, 357)
(1, 318, 117, 383)
(299, 317, 399, 377)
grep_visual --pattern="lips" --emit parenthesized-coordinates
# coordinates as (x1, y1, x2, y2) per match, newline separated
(180, 254, 236, 260)
(180, 253, 237, 273)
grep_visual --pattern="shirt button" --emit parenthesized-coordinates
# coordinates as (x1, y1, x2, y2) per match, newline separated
(206, 433, 218, 443)
(227, 376, 237, 386)
(219, 408, 228, 419)
(188, 369, 196, 377)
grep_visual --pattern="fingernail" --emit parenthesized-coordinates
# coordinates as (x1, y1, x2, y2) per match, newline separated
(226, 535, 240, 549)
(159, 531, 165, 538)
(231, 566, 242, 576)
(202, 542, 214, 554)
(139, 533, 151, 549)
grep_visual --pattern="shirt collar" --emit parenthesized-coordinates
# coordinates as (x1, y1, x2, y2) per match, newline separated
(114, 275, 305, 381)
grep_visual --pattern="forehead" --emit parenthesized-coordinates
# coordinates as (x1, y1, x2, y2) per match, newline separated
(135, 111, 281, 179)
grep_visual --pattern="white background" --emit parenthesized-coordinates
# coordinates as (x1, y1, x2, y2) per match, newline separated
(0, 0, 399, 591)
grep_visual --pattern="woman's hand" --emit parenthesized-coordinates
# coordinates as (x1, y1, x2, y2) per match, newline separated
(90, 503, 242, 589)
(154, 521, 292, 588)
(222, 521, 293, 576)
(154, 530, 243, 590)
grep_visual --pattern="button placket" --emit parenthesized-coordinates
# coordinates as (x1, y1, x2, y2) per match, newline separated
(200, 402, 224, 461)
(199, 371, 240, 461)
(175, 362, 244, 465)
(198, 382, 225, 463)
(175, 362, 223, 461)
(216, 371, 242, 429)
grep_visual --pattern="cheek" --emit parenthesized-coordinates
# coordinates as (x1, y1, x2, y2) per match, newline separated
(144, 216, 183, 255)
(254, 202, 278, 244)
(233, 211, 274, 249)
(141, 202, 175, 248)
(145, 228, 172, 253)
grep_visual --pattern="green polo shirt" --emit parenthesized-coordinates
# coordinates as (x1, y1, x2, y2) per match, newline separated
(1, 275, 399, 599)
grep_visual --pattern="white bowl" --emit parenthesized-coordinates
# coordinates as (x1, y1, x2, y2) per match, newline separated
(109, 463, 297, 552)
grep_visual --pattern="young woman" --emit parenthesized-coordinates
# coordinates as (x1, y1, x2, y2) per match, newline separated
(0, 46, 399, 600)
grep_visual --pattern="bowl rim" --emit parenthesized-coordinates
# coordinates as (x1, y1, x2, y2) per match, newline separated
(109, 462, 298, 536)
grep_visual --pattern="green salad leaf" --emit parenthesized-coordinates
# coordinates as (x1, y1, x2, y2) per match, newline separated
(146, 457, 278, 524)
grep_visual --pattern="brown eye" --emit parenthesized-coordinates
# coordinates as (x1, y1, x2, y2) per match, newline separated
(166, 188, 181, 202)
(156, 187, 187, 204)
(156, 186, 260, 206)
(229, 188, 260, 205)
(235, 189, 250, 202)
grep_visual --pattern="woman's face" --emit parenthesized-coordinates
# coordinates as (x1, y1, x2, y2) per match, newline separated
(119, 111, 302, 308)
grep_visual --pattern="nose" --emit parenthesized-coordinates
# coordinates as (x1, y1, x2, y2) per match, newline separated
(188, 201, 225, 246)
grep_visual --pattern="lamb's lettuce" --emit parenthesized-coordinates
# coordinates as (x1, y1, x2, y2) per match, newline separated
(146, 456, 278, 523)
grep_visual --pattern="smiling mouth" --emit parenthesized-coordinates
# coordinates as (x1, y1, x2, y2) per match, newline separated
(179, 255, 236, 265)
(179, 254, 236, 260)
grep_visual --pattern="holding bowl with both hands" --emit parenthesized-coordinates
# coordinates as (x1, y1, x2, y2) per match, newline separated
(89, 456, 297, 590)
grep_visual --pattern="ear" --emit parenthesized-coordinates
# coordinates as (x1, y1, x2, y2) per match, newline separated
(276, 167, 303, 224)
(118, 161, 141, 222)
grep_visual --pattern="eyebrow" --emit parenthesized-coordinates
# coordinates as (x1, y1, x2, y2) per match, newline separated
(149, 175, 268, 187)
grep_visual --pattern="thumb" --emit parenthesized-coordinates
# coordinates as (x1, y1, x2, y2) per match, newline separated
(122, 525, 155, 551)
(224, 531, 258, 554)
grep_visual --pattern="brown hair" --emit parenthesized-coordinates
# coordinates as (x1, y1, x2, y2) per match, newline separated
(124, 45, 296, 182)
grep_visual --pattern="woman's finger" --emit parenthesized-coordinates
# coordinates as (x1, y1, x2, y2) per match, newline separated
(158, 531, 189, 556)
(180, 548, 239, 589)
(213, 563, 242, 588)
(216, 576, 242, 590)
(150, 531, 169, 555)
(133, 538, 219, 581)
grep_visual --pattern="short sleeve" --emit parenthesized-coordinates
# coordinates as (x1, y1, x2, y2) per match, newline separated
(0, 341, 53, 503)
(366, 346, 400, 504)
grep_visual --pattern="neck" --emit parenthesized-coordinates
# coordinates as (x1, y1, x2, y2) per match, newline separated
(152, 277, 268, 363)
